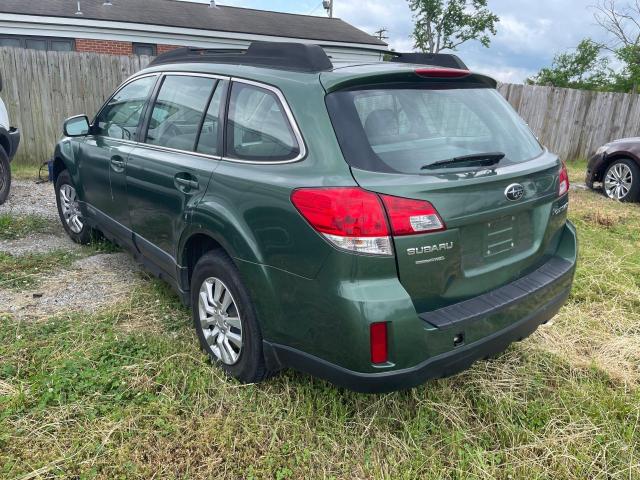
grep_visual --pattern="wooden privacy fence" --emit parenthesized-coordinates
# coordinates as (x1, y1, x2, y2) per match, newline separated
(2, 47, 640, 166)
(498, 83, 640, 162)
(0, 47, 151, 166)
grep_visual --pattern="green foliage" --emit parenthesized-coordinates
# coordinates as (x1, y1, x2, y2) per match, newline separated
(408, 0, 499, 53)
(530, 1, 640, 93)
(527, 39, 612, 90)
(610, 44, 640, 93)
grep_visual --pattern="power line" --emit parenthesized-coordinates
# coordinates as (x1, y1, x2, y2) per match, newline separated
(307, 2, 323, 15)
(373, 27, 389, 42)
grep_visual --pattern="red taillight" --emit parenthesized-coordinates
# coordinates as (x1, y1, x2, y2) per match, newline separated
(291, 187, 389, 236)
(291, 188, 445, 254)
(370, 322, 388, 364)
(291, 187, 393, 255)
(559, 162, 569, 196)
(415, 67, 470, 79)
(380, 194, 445, 236)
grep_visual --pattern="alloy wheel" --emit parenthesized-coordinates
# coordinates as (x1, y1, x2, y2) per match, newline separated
(604, 163, 633, 200)
(198, 277, 243, 365)
(59, 184, 84, 233)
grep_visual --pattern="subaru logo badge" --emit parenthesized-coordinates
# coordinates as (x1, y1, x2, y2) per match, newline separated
(504, 183, 525, 201)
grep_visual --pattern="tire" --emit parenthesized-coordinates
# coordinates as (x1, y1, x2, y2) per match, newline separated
(603, 159, 640, 202)
(0, 147, 11, 206)
(191, 250, 270, 384)
(55, 169, 94, 244)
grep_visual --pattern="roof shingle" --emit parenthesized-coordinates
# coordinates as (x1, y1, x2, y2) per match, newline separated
(0, 0, 387, 47)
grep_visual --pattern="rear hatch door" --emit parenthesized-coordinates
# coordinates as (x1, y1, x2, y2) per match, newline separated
(323, 66, 567, 313)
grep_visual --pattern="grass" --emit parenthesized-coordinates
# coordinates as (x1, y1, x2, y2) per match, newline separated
(9, 163, 45, 182)
(0, 250, 79, 290)
(0, 160, 639, 479)
(0, 214, 56, 240)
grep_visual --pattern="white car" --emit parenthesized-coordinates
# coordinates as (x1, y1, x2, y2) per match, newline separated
(0, 74, 21, 205)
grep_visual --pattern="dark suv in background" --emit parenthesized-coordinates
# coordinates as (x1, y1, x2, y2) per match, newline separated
(52, 43, 577, 392)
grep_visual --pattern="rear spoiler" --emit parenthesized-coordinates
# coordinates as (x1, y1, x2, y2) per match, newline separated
(388, 52, 468, 70)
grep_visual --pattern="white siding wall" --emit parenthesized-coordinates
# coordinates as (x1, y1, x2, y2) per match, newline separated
(0, 14, 386, 61)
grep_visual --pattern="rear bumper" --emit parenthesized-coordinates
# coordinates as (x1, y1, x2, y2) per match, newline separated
(265, 221, 577, 393)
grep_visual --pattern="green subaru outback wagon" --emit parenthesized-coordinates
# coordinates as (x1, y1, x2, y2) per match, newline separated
(53, 42, 577, 392)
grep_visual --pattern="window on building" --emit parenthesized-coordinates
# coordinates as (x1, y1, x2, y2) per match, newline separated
(133, 43, 157, 56)
(0, 35, 74, 52)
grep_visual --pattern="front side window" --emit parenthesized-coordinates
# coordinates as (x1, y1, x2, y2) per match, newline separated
(145, 76, 217, 152)
(94, 76, 157, 140)
(226, 82, 300, 162)
(327, 87, 543, 174)
(196, 83, 225, 156)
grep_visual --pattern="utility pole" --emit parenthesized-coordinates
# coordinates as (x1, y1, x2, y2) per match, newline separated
(373, 28, 389, 42)
(323, 0, 334, 18)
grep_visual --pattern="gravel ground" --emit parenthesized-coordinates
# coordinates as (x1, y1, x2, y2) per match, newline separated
(1, 180, 149, 319)
(0, 253, 143, 319)
(0, 179, 58, 221)
(0, 232, 82, 256)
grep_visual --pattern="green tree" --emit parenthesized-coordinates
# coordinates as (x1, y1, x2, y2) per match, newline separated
(527, 39, 612, 90)
(530, 1, 640, 93)
(593, 0, 640, 92)
(611, 44, 640, 92)
(408, 0, 499, 53)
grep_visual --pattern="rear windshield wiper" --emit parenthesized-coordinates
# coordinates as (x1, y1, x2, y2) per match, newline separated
(421, 152, 505, 170)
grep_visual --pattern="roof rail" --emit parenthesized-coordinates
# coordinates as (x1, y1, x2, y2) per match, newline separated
(389, 52, 468, 70)
(148, 41, 334, 73)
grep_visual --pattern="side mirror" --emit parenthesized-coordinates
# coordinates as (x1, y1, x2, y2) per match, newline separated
(63, 115, 90, 137)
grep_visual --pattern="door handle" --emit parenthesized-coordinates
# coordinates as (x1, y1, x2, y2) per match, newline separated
(110, 156, 126, 171)
(174, 175, 199, 192)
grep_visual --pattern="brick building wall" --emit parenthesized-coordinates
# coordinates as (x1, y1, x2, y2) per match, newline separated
(157, 44, 182, 54)
(74, 39, 182, 56)
(75, 38, 133, 55)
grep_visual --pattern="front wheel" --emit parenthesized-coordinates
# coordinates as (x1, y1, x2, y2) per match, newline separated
(55, 169, 94, 244)
(191, 250, 270, 384)
(0, 148, 11, 205)
(603, 159, 640, 202)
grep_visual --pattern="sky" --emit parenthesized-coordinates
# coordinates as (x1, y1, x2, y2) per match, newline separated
(181, 0, 611, 83)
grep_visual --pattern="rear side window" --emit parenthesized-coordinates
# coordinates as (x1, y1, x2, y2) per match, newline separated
(226, 82, 300, 162)
(94, 75, 157, 141)
(146, 75, 217, 152)
(327, 87, 543, 174)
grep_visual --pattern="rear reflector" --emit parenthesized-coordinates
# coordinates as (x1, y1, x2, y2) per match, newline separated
(415, 67, 470, 78)
(370, 322, 388, 364)
(380, 194, 445, 236)
(291, 187, 393, 255)
(559, 162, 569, 196)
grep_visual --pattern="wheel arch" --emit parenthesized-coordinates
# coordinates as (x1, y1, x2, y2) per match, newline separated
(0, 132, 9, 157)
(178, 223, 280, 340)
(51, 141, 81, 183)
(596, 152, 640, 182)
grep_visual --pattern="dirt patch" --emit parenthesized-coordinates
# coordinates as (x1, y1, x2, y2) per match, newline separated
(0, 253, 144, 320)
(0, 232, 81, 256)
(581, 209, 627, 228)
(0, 180, 57, 221)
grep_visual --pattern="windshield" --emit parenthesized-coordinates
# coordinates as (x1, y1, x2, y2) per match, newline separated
(326, 87, 543, 174)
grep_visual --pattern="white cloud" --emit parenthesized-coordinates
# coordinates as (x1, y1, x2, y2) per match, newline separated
(173, 0, 612, 84)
